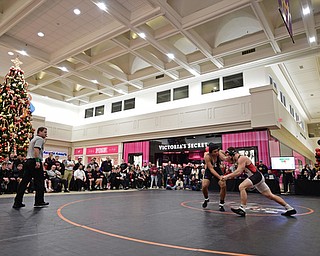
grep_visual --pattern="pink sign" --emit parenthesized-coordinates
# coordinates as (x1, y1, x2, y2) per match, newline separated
(86, 145, 119, 155)
(74, 148, 84, 155)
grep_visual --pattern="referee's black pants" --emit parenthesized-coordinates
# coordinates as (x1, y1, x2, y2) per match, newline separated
(14, 159, 45, 205)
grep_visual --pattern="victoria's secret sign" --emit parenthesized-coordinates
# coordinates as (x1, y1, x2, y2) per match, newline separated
(159, 142, 208, 151)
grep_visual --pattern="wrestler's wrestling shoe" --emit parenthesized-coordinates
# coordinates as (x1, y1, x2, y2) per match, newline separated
(202, 198, 209, 208)
(219, 204, 225, 212)
(231, 207, 246, 217)
(34, 202, 49, 207)
(281, 208, 297, 216)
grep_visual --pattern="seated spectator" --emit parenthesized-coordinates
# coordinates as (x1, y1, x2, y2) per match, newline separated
(44, 168, 53, 193)
(109, 167, 120, 189)
(6, 161, 17, 193)
(84, 166, 95, 190)
(47, 164, 68, 192)
(301, 164, 311, 180)
(313, 170, 320, 180)
(93, 166, 104, 190)
(0, 161, 10, 193)
(128, 168, 137, 189)
(175, 177, 184, 190)
(137, 170, 147, 189)
(190, 175, 201, 191)
(74, 164, 86, 191)
(119, 167, 128, 189)
(266, 169, 278, 181)
(166, 176, 177, 190)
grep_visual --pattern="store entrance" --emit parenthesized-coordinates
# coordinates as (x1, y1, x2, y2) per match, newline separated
(128, 153, 143, 166)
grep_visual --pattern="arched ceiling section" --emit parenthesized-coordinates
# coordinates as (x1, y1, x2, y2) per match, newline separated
(214, 10, 262, 47)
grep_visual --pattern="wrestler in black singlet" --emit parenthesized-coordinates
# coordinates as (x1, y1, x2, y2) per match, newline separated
(204, 156, 223, 180)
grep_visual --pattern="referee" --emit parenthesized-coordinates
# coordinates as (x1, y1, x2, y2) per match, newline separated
(13, 127, 49, 208)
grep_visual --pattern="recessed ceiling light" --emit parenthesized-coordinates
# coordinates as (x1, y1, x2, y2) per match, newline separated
(37, 32, 45, 37)
(167, 53, 174, 59)
(17, 50, 28, 56)
(302, 6, 310, 16)
(73, 8, 81, 15)
(96, 2, 107, 11)
(58, 66, 69, 72)
(8, 51, 14, 56)
(309, 36, 316, 43)
(138, 32, 146, 39)
(91, 80, 98, 84)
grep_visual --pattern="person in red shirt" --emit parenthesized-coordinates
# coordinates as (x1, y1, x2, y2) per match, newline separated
(149, 164, 158, 189)
(222, 147, 296, 217)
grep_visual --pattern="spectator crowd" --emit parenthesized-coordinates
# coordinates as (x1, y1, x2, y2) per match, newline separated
(1, 153, 320, 195)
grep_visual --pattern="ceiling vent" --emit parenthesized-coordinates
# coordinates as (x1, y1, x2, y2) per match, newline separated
(156, 74, 164, 79)
(242, 48, 256, 55)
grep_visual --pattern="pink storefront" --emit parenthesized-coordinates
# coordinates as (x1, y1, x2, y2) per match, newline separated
(74, 145, 120, 165)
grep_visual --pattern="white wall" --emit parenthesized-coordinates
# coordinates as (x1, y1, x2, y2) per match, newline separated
(30, 66, 272, 127)
(30, 93, 79, 126)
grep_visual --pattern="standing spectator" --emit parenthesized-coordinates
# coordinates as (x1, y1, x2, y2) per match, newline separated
(257, 160, 268, 177)
(73, 157, 83, 171)
(183, 162, 193, 189)
(282, 169, 294, 194)
(141, 162, 150, 176)
(149, 164, 158, 189)
(55, 155, 65, 173)
(165, 161, 175, 180)
(63, 155, 75, 191)
(13, 127, 49, 208)
(157, 167, 164, 188)
(45, 152, 55, 171)
(119, 159, 128, 172)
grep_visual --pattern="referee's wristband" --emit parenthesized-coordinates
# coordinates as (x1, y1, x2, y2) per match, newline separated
(35, 158, 41, 163)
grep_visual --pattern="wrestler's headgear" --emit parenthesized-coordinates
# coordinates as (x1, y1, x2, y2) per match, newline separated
(226, 147, 237, 157)
(208, 142, 219, 153)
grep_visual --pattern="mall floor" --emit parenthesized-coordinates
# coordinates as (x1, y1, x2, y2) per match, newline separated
(0, 189, 318, 256)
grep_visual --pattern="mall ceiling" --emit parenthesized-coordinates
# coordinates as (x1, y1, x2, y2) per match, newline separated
(0, 0, 320, 136)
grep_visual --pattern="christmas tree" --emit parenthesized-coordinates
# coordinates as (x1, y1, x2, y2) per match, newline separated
(0, 58, 34, 157)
